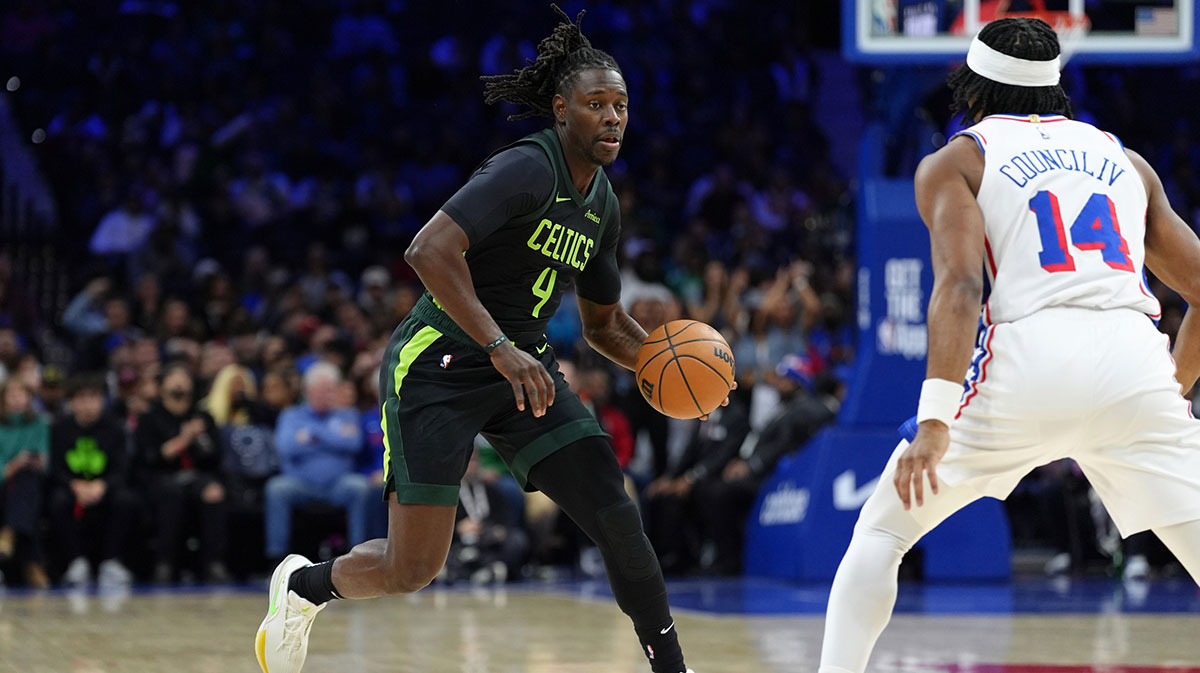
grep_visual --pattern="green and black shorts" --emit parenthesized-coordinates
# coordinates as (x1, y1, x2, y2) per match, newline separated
(379, 315, 607, 506)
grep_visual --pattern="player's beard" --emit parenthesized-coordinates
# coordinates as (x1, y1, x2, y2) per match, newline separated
(573, 134, 618, 167)
(588, 148, 617, 167)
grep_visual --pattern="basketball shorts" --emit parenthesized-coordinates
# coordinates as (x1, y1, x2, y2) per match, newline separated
(922, 306, 1200, 536)
(379, 315, 607, 506)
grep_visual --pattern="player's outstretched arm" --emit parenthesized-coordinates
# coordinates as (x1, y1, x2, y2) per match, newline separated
(577, 298, 647, 371)
(1131, 149, 1200, 394)
(406, 212, 555, 416)
(897, 140, 986, 509)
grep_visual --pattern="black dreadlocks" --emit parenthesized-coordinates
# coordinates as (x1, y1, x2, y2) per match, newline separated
(949, 17, 1073, 121)
(481, 4, 622, 121)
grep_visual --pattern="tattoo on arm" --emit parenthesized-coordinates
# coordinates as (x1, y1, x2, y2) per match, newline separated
(583, 306, 647, 371)
(606, 314, 645, 351)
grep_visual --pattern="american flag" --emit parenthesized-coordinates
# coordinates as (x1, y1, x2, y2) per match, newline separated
(1136, 7, 1178, 36)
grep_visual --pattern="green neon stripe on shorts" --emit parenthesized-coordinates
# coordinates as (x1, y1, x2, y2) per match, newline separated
(382, 325, 442, 484)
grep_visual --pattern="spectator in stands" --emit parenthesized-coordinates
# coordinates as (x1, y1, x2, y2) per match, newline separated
(575, 362, 636, 473)
(681, 260, 729, 331)
(445, 448, 529, 584)
(133, 362, 229, 583)
(768, 262, 821, 352)
(62, 276, 115, 340)
(48, 374, 136, 587)
(89, 186, 156, 257)
(1008, 459, 1112, 577)
(201, 364, 264, 428)
(76, 295, 141, 373)
(38, 365, 68, 419)
(645, 389, 752, 575)
(208, 362, 278, 503)
(11, 352, 45, 409)
(349, 350, 389, 539)
(356, 265, 394, 317)
(693, 354, 840, 574)
(215, 364, 280, 579)
(131, 273, 162, 330)
(620, 239, 676, 309)
(156, 297, 205, 342)
(0, 376, 49, 587)
(259, 367, 297, 423)
(198, 273, 238, 341)
(734, 261, 821, 429)
(263, 361, 369, 561)
(112, 363, 158, 431)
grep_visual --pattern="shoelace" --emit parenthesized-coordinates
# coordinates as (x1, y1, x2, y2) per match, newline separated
(278, 607, 317, 653)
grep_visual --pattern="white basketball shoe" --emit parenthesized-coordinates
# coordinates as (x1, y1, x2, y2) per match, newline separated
(255, 554, 327, 673)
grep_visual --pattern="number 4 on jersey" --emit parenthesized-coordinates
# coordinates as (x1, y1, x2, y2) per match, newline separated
(1030, 190, 1134, 273)
(531, 266, 558, 318)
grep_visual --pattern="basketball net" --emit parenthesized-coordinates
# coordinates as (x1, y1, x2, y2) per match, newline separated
(997, 0, 1091, 65)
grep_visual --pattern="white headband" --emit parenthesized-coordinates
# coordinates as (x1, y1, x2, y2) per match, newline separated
(966, 36, 1061, 87)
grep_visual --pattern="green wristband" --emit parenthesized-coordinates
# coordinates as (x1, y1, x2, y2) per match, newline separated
(482, 335, 510, 353)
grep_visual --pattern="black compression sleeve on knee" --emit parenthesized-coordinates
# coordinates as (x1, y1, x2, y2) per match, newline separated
(596, 500, 658, 582)
(527, 437, 686, 673)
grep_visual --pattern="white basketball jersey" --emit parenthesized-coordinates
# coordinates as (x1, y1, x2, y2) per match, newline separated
(953, 114, 1161, 325)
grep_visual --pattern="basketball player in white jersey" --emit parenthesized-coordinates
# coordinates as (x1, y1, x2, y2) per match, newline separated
(819, 18, 1200, 673)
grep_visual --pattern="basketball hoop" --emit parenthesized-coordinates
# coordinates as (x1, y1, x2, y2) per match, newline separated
(998, 1, 1091, 65)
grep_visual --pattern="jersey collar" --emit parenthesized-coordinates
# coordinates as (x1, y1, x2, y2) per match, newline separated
(982, 113, 1069, 123)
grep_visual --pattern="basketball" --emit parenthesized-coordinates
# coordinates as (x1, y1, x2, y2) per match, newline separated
(635, 320, 735, 419)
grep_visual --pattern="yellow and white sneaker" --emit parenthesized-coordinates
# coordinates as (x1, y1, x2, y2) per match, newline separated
(255, 555, 327, 673)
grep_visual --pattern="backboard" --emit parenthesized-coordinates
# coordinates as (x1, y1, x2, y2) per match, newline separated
(844, 0, 1199, 64)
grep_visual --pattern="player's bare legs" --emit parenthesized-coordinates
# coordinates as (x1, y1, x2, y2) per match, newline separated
(819, 442, 982, 673)
(330, 500, 457, 598)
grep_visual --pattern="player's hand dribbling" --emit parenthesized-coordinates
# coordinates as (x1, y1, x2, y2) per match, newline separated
(894, 421, 950, 510)
(490, 342, 555, 417)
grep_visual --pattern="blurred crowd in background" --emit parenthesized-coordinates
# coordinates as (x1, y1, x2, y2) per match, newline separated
(0, 0, 1192, 587)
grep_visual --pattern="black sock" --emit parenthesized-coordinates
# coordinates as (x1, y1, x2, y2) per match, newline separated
(287, 559, 343, 605)
(635, 616, 686, 673)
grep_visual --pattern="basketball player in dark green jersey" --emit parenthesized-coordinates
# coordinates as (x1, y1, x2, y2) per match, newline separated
(256, 8, 705, 673)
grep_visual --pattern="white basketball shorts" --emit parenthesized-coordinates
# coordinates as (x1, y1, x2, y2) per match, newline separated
(937, 306, 1200, 536)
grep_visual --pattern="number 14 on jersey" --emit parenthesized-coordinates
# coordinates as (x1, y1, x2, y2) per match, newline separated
(1030, 190, 1134, 273)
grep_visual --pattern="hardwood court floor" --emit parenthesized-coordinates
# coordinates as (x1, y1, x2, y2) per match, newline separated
(1, 579, 1198, 673)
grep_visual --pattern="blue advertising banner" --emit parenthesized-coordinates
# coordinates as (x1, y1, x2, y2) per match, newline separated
(840, 178, 933, 427)
(744, 427, 1011, 581)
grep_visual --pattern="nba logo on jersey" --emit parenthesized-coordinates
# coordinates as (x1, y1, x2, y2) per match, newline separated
(440, 354, 453, 369)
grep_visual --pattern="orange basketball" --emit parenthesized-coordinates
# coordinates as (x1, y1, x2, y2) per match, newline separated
(635, 320, 735, 419)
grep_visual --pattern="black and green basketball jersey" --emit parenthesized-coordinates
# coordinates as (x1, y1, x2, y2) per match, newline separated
(419, 129, 622, 348)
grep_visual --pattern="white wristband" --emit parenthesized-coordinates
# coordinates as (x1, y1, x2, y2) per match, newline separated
(916, 379, 964, 427)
